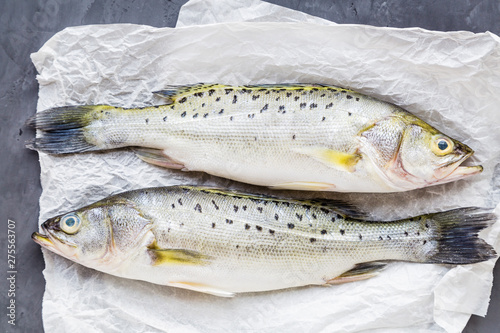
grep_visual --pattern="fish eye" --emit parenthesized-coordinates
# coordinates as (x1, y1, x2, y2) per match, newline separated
(60, 214, 81, 234)
(432, 136, 454, 156)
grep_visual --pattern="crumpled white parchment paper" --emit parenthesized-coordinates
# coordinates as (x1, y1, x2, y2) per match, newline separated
(32, 0, 500, 332)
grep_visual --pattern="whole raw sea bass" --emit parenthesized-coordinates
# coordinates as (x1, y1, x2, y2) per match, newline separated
(32, 186, 496, 297)
(27, 84, 481, 192)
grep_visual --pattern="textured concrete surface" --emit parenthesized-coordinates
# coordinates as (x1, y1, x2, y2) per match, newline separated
(0, 1, 498, 332)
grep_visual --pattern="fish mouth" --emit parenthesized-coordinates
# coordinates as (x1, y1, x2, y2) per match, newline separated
(32, 231, 54, 248)
(434, 150, 482, 182)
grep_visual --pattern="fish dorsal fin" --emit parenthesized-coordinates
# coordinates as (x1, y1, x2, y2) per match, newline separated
(153, 83, 228, 103)
(303, 198, 368, 219)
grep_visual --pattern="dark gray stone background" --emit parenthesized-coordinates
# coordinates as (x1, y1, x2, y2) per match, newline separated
(1, 0, 499, 332)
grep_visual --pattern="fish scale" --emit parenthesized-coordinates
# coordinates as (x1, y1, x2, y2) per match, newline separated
(32, 186, 496, 296)
(28, 83, 483, 192)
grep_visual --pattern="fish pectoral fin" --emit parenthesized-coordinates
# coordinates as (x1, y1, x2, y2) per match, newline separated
(167, 281, 235, 297)
(270, 181, 336, 191)
(147, 248, 212, 266)
(132, 148, 186, 170)
(292, 147, 361, 172)
(326, 262, 387, 285)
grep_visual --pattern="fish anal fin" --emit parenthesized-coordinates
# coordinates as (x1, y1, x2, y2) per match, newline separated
(293, 147, 361, 172)
(132, 147, 186, 170)
(270, 181, 336, 191)
(326, 262, 386, 285)
(147, 247, 212, 266)
(168, 281, 235, 297)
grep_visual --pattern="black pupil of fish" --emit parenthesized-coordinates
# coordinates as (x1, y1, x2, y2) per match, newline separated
(65, 217, 76, 227)
(438, 140, 449, 151)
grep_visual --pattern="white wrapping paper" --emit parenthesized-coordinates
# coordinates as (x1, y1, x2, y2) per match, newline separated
(32, 1, 500, 332)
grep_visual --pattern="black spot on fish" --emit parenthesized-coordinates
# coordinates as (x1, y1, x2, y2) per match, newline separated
(230, 116, 233, 121)
(302, 204, 311, 210)
(312, 88, 319, 91)
(234, 205, 239, 213)
(294, 96, 300, 101)
(425, 223, 429, 228)
(379, 236, 383, 240)
(260, 104, 268, 113)
(232, 95, 238, 104)
(145, 118, 149, 124)
(296, 213, 303, 221)
(215, 97, 221, 102)
(252, 95, 260, 100)
(359, 234, 363, 240)
(212, 200, 219, 210)
(275, 97, 280, 101)
(163, 116, 168, 121)
(322, 116, 326, 121)
(181, 111, 186, 117)
(248, 114, 255, 118)
(332, 89, 337, 92)
(171, 204, 175, 209)
(269, 229, 275, 234)
(256, 225, 262, 231)
(287, 223, 295, 229)
(320, 93, 325, 97)
(346, 95, 353, 99)
(201, 103, 205, 107)
(154, 105, 159, 108)
(292, 135, 296, 140)
(178, 198, 183, 205)
(416, 231, 420, 236)
(241, 88, 247, 93)
(194, 203, 202, 213)
(310, 238, 316, 243)
(212, 223, 216, 228)
(312, 213, 317, 219)
(179, 97, 187, 103)
(194, 92, 204, 97)
(340, 229, 345, 235)
(341, 90, 347, 93)
(310, 103, 318, 109)
(203, 113, 209, 118)
(243, 205, 247, 211)
(321, 230, 327, 235)
(236, 244, 239, 249)
(245, 224, 251, 230)
(208, 89, 215, 96)
(300, 102, 307, 109)
(326, 103, 333, 109)
(219, 109, 224, 114)
(226, 219, 233, 224)
(274, 214, 279, 220)
(404, 231, 409, 236)
(423, 240, 427, 245)
(286, 92, 292, 97)
(265, 90, 270, 94)
(356, 97, 360, 101)
(320, 208, 329, 214)
(225, 88, 233, 94)
(279, 105, 285, 111)
(348, 112, 352, 116)
(193, 113, 198, 118)
(257, 207, 263, 213)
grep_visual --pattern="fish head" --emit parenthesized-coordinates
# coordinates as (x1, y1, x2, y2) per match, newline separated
(360, 112, 482, 190)
(32, 198, 153, 271)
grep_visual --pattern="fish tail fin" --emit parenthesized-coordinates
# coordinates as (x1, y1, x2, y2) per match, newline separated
(426, 207, 497, 264)
(26, 105, 115, 154)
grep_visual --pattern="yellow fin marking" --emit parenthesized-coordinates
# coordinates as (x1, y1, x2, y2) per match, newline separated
(148, 247, 211, 266)
(293, 147, 361, 172)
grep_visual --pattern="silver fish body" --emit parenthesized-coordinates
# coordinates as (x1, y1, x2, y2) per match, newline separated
(32, 186, 496, 296)
(27, 84, 482, 192)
